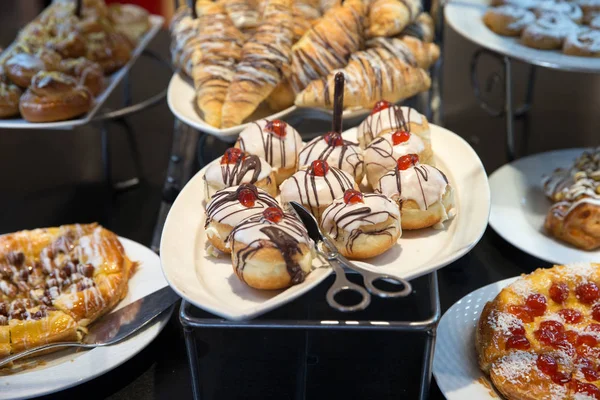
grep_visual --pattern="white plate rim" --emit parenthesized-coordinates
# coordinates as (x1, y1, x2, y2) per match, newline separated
(445, 0, 600, 73)
(0, 15, 165, 130)
(488, 148, 600, 265)
(0, 237, 171, 400)
(159, 123, 491, 320)
(433, 276, 519, 400)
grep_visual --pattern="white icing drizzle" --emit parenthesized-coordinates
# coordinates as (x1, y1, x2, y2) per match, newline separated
(365, 132, 425, 185)
(205, 185, 280, 227)
(203, 156, 272, 189)
(298, 134, 364, 181)
(565, 28, 600, 53)
(489, 5, 535, 30)
(522, 12, 579, 41)
(357, 105, 424, 148)
(229, 212, 313, 247)
(237, 119, 303, 170)
(375, 163, 448, 211)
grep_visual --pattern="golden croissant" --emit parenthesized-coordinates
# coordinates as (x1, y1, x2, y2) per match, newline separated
(170, 7, 201, 78)
(400, 12, 435, 43)
(219, 0, 260, 30)
(290, 0, 365, 93)
(366, 36, 440, 69)
(292, 0, 322, 41)
(319, 0, 341, 13)
(192, 1, 245, 128)
(295, 46, 431, 110)
(367, 0, 422, 38)
(221, 0, 294, 128)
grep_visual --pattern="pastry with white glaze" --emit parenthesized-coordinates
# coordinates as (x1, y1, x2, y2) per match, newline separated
(236, 119, 303, 184)
(375, 154, 455, 230)
(298, 131, 365, 184)
(229, 206, 315, 289)
(321, 190, 401, 259)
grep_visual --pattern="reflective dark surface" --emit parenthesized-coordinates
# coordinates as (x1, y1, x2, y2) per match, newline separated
(0, 1, 596, 399)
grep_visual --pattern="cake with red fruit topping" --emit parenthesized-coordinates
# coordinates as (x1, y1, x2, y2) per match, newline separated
(356, 101, 432, 151)
(364, 129, 434, 189)
(279, 160, 358, 221)
(228, 206, 315, 290)
(298, 131, 365, 184)
(321, 189, 401, 259)
(477, 263, 600, 400)
(235, 119, 304, 185)
(375, 154, 455, 230)
(203, 148, 277, 201)
(204, 184, 280, 253)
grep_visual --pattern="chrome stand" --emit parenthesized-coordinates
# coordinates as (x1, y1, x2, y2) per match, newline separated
(470, 49, 537, 161)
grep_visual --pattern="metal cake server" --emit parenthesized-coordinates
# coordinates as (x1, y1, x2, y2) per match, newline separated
(0, 285, 179, 368)
(289, 201, 412, 313)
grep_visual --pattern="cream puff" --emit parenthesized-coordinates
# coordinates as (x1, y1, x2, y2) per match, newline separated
(364, 130, 434, 189)
(205, 184, 280, 253)
(298, 131, 365, 184)
(235, 119, 303, 185)
(229, 206, 315, 290)
(375, 154, 455, 230)
(203, 148, 277, 202)
(357, 101, 431, 151)
(321, 190, 401, 259)
(279, 160, 358, 221)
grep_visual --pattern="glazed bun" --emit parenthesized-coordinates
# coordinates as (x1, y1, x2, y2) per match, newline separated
(60, 57, 104, 96)
(4, 48, 62, 88)
(0, 73, 22, 118)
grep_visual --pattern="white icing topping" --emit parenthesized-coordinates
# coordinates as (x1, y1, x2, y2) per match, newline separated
(565, 28, 600, 52)
(523, 12, 579, 41)
(357, 106, 424, 148)
(230, 212, 313, 247)
(205, 185, 279, 227)
(5, 53, 45, 70)
(375, 163, 448, 210)
(365, 133, 426, 185)
(298, 135, 364, 180)
(321, 193, 400, 235)
(237, 120, 303, 169)
(489, 5, 535, 30)
(203, 156, 272, 189)
(341, 127, 358, 143)
(279, 166, 356, 210)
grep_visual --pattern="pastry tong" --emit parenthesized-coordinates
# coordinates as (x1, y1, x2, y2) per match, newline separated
(289, 202, 412, 312)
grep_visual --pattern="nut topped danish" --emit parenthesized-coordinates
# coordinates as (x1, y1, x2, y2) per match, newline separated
(236, 119, 303, 185)
(229, 206, 315, 290)
(203, 148, 277, 201)
(375, 154, 455, 229)
(0, 223, 136, 359)
(298, 131, 365, 184)
(205, 184, 280, 253)
(279, 160, 358, 221)
(321, 189, 401, 259)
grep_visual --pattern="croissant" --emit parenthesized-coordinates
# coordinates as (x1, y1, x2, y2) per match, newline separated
(221, 0, 294, 128)
(219, 0, 261, 30)
(193, 1, 245, 127)
(293, 0, 322, 41)
(319, 0, 341, 13)
(290, 0, 365, 92)
(366, 36, 440, 69)
(400, 12, 435, 43)
(295, 46, 431, 110)
(170, 8, 201, 78)
(265, 79, 296, 110)
(367, 0, 422, 38)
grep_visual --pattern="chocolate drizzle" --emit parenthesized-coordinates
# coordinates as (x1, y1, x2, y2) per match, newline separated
(298, 135, 364, 178)
(381, 164, 448, 210)
(204, 184, 279, 228)
(286, 165, 355, 213)
(362, 105, 414, 145)
(237, 120, 299, 169)
(220, 154, 263, 186)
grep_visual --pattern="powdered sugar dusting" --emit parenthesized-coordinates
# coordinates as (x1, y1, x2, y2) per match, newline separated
(573, 393, 596, 400)
(493, 351, 537, 383)
(508, 278, 533, 298)
(562, 262, 596, 279)
(544, 313, 565, 324)
(549, 383, 568, 400)
(488, 311, 523, 335)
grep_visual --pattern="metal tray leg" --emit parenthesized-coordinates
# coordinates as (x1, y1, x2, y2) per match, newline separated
(183, 325, 203, 400)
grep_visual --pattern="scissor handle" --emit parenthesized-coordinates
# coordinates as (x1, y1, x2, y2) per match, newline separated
(326, 261, 371, 312)
(360, 270, 412, 299)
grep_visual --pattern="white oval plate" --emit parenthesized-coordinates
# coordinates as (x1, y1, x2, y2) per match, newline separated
(433, 277, 518, 400)
(0, 237, 170, 400)
(159, 124, 491, 321)
(445, 0, 600, 73)
(488, 148, 600, 264)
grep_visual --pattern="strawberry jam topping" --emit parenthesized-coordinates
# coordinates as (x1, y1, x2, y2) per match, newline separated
(265, 120, 287, 137)
(559, 308, 583, 324)
(537, 354, 558, 376)
(508, 305, 534, 323)
(506, 335, 530, 350)
(310, 160, 329, 177)
(263, 207, 283, 223)
(371, 100, 393, 115)
(343, 189, 363, 205)
(396, 154, 419, 171)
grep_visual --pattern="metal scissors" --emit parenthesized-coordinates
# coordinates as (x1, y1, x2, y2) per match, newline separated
(289, 201, 413, 312)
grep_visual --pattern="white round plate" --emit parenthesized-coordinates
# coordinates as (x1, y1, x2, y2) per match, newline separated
(160, 124, 491, 321)
(0, 238, 171, 400)
(445, 0, 600, 73)
(433, 277, 518, 400)
(489, 148, 600, 264)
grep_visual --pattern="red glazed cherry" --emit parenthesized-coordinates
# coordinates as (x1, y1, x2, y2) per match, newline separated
(573, 380, 600, 398)
(577, 282, 600, 304)
(508, 324, 525, 336)
(221, 148, 245, 164)
(263, 206, 283, 223)
(537, 354, 558, 376)
(535, 321, 565, 346)
(552, 371, 572, 385)
(506, 335, 531, 350)
(593, 305, 600, 322)
(589, 324, 600, 332)
(397, 154, 419, 171)
(583, 367, 600, 382)
(566, 330, 581, 345)
(238, 188, 257, 207)
(526, 293, 547, 317)
(577, 335, 598, 348)
(371, 100, 393, 115)
(550, 282, 569, 304)
(310, 160, 329, 177)
(391, 130, 411, 145)
(559, 309, 584, 324)
(323, 132, 344, 147)
(508, 305, 534, 323)
(343, 189, 363, 205)
(576, 357, 595, 370)
(265, 120, 287, 137)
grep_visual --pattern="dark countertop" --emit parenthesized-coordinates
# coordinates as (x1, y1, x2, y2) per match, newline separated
(1, 2, 598, 399)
